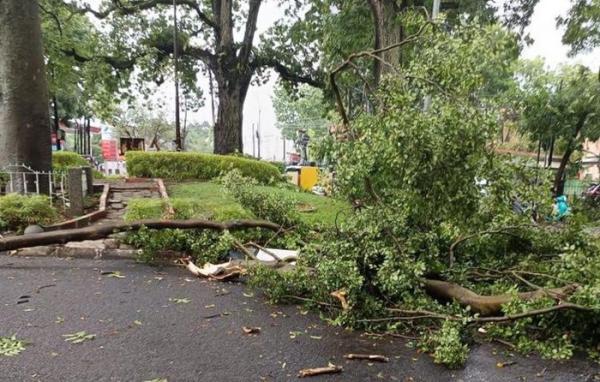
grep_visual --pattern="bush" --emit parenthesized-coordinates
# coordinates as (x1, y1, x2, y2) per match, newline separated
(220, 170, 301, 227)
(268, 161, 286, 173)
(125, 151, 282, 184)
(52, 152, 89, 172)
(0, 194, 59, 232)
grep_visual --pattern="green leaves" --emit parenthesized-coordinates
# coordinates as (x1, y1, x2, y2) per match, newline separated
(0, 336, 26, 357)
(63, 331, 95, 344)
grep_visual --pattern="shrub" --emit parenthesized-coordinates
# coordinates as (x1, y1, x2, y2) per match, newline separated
(0, 194, 59, 232)
(422, 321, 470, 369)
(125, 151, 282, 184)
(52, 152, 88, 172)
(268, 161, 286, 173)
(220, 170, 300, 227)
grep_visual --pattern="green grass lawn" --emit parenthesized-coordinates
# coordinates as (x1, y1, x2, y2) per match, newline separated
(167, 182, 349, 227)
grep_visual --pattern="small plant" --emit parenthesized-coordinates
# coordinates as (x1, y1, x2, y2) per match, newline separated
(0, 194, 58, 232)
(422, 321, 469, 369)
(0, 335, 26, 357)
(63, 331, 96, 344)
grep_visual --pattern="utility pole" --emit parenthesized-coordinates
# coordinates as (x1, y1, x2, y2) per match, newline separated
(252, 123, 256, 157)
(282, 137, 286, 163)
(256, 129, 261, 160)
(209, 70, 216, 126)
(257, 109, 261, 159)
(173, 0, 182, 151)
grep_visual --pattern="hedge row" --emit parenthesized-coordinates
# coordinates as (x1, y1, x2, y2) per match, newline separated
(125, 152, 282, 184)
(52, 152, 89, 172)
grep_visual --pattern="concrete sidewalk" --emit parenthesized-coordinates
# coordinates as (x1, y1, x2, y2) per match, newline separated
(1, 255, 597, 381)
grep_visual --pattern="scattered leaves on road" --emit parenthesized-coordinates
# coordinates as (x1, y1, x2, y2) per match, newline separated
(102, 271, 125, 279)
(63, 331, 96, 344)
(0, 336, 26, 357)
(344, 353, 389, 362)
(496, 361, 517, 368)
(133, 320, 143, 326)
(242, 326, 261, 335)
(169, 298, 191, 304)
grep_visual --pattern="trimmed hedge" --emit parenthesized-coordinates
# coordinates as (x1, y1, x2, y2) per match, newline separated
(125, 151, 282, 184)
(52, 152, 88, 172)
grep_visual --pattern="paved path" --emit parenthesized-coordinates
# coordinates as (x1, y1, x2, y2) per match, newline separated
(1, 255, 598, 382)
(94, 180, 161, 226)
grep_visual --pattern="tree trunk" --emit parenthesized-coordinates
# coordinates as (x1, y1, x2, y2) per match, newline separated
(369, 0, 402, 86)
(0, 1, 52, 183)
(213, 71, 250, 155)
(553, 146, 573, 196)
(553, 114, 589, 196)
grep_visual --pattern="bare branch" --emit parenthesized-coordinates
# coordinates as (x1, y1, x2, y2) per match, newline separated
(252, 56, 325, 88)
(68, 0, 217, 30)
(329, 21, 433, 128)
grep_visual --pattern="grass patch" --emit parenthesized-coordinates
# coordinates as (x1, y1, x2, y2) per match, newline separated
(168, 182, 349, 228)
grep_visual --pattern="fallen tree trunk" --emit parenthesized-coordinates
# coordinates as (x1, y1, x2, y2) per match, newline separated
(0, 219, 280, 252)
(422, 279, 578, 316)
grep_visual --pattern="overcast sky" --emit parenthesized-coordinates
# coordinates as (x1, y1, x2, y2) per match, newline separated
(88, 0, 600, 160)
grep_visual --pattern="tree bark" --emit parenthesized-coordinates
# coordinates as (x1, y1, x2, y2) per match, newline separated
(552, 113, 589, 196)
(0, 1, 52, 184)
(368, 0, 402, 86)
(213, 71, 251, 154)
(422, 279, 578, 316)
(0, 218, 281, 252)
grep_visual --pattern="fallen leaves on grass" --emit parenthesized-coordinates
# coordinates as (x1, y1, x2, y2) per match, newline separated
(0, 336, 26, 357)
(63, 331, 96, 344)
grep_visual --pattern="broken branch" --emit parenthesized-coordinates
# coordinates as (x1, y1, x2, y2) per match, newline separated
(0, 219, 280, 251)
(298, 365, 342, 378)
(344, 353, 389, 362)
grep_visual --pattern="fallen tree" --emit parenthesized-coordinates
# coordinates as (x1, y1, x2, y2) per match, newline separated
(0, 219, 280, 251)
(421, 279, 579, 316)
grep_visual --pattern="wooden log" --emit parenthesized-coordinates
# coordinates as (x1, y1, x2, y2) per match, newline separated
(0, 219, 280, 252)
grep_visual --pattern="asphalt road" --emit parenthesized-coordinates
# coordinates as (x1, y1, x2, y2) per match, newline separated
(1, 255, 598, 382)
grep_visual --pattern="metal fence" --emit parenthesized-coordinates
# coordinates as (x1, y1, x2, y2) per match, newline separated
(564, 179, 592, 198)
(0, 164, 69, 206)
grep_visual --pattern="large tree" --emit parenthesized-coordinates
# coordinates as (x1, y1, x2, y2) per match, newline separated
(64, 0, 322, 154)
(0, 1, 52, 183)
(518, 62, 600, 195)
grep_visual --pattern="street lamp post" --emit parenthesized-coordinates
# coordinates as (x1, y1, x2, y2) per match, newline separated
(173, 0, 182, 151)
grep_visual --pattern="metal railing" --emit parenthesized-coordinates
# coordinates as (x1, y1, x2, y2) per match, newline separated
(0, 164, 69, 206)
